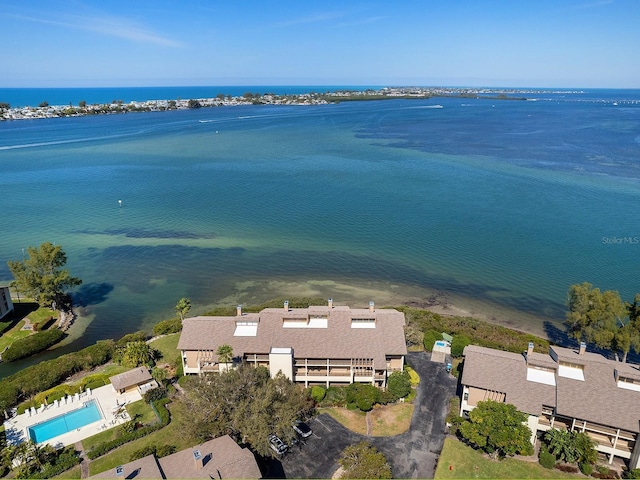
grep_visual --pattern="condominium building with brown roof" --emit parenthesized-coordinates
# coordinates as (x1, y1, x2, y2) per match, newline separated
(460, 343, 640, 469)
(177, 299, 407, 388)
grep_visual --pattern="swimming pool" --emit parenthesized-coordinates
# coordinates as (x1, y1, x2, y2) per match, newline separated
(28, 399, 103, 443)
(435, 340, 447, 347)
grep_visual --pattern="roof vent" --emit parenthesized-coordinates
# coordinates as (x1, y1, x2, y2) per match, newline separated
(193, 449, 203, 469)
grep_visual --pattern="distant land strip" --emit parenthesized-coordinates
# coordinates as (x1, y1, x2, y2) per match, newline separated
(0, 87, 581, 121)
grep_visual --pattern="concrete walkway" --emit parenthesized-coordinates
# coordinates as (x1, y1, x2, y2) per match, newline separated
(75, 441, 90, 479)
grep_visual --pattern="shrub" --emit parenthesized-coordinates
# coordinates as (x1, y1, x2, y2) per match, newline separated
(624, 469, 640, 479)
(29, 446, 81, 479)
(143, 386, 168, 404)
(404, 365, 420, 386)
(156, 444, 176, 457)
(423, 330, 441, 352)
(311, 385, 326, 402)
(451, 334, 471, 358)
(2, 328, 65, 362)
(346, 383, 379, 412)
(579, 462, 593, 476)
(153, 318, 182, 335)
(320, 386, 346, 407)
(539, 448, 556, 469)
(387, 371, 411, 400)
(116, 331, 147, 347)
(130, 445, 156, 461)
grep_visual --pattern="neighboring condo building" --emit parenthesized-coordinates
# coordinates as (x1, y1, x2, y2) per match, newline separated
(0, 286, 14, 321)
(177, 300, 407, 387)
(460, 343, 640, 469)
(89, 434, 261, 479)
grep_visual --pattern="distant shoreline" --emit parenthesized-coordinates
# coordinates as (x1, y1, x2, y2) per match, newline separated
(0, 86, 575, 121)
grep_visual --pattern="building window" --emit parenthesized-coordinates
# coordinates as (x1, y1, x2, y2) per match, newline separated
(351, 318, 375, 329)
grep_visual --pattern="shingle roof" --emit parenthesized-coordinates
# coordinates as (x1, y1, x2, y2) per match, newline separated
(462, 344, 640, 433)
(89, 435, 260, 479)
(177, 305, 407, 368)
(461, 345, 555, 415)
(109, 367, 152, 391)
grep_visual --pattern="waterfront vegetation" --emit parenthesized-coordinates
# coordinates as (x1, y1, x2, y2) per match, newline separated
(401, 306, 550, 355)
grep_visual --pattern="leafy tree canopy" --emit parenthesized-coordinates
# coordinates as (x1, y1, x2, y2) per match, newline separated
(459, 400, 533, 459)
(7, 242, 81, 311)
(179, 364, 314, 458)
(338, 441, 392, 479)
(565, 282, 638, 361)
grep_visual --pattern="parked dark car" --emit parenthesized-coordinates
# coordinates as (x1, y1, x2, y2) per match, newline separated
(293, 421, 313, 438)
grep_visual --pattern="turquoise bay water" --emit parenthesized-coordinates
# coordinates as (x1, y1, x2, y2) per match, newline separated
(1, 91, 639, 375)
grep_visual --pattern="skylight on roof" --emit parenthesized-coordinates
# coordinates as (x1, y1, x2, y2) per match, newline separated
(234, 324, 258, 336)
(558, 364, 585, 381)
(526, 367, 556, 386)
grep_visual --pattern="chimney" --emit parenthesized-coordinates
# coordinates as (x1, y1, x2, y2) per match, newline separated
(369, 301, 375, 313)
(236, 304, 242, 316)
(527, 342, 534, 357)
(328, 297, 333, 309)
(284, 300, 289, 312)
(193, 450, 203, 469)
(579, 342, 586, 355)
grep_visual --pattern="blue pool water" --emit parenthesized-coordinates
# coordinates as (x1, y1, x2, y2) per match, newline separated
(28, 400, 102, 443)
(435, 341, 447, 347)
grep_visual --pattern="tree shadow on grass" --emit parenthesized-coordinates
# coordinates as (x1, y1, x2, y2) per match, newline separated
(71, 282, 114, 307)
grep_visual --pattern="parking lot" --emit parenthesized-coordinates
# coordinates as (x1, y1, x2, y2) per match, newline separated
(263, 352, 457, 478)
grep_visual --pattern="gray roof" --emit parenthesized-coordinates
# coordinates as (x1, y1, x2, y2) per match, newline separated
(90, 435, 260, 479)
(461, 345, 556, 416)
(109, 367, 152, 391)
(462, 344, 640, 433)
(178, 305, 407, 368)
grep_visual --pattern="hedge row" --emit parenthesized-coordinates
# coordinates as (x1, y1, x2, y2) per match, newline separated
(29, 448, 81, 479)
(86, 399, 170, 460)
(152, 318, 182, 336)
(2, 328, 65, 362)
(0, 340, 115, 411)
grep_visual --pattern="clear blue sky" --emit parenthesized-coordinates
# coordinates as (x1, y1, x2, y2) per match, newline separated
(1, 0, 638, 88)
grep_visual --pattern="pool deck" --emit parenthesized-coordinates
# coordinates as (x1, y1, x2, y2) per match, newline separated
(3, 384, 142, 448)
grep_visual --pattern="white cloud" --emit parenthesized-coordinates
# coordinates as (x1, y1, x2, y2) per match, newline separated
(4, 10, 183, 47)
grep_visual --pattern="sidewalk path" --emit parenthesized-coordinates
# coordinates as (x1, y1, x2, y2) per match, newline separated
(75, 441, 89, 479)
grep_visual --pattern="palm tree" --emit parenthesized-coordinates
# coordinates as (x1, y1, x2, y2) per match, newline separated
(216, 344, 234, 364)
(175, 297, 191, 321)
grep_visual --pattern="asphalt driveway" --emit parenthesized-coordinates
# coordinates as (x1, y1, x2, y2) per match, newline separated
(264, 351, 457, 478)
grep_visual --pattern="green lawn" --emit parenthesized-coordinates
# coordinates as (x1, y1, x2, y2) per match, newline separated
(435, 438, 576, 479)
(87, 401, 199, 476)
(81, 400, 157, 452)
(150, 333, 180, 364)
(0, 320, 32, 352)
